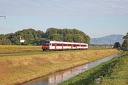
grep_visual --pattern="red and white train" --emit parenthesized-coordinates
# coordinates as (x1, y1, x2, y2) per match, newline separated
(42, 40, 88, 51)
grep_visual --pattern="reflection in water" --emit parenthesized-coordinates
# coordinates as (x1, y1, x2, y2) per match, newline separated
(22, 53, 119, 85)
(48, 64, 88, 85)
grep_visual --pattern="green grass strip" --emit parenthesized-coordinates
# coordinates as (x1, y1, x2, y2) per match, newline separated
(59, 51, 128, 85)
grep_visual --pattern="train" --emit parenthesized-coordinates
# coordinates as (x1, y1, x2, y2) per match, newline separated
(42, 40, 88, 51)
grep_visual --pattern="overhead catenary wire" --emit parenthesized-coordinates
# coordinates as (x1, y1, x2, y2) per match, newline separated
(0, 16, 10, 34)
(0, 16, 32, 34)
(0, 16, 6, 19)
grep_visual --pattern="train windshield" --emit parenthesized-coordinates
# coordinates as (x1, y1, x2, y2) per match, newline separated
(42, 40, 50, 46)
(42, 43, 49, 46)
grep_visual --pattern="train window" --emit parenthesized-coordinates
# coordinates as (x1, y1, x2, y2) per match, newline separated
(63, 44, 67, 46)
(52, 44, 55, 46)
(73, 44, 76, 47)
(68, 44, 72, 46)
(42, 43, 49, 46)
(81, 45, 86, 46)
(57, 44, 62, 46)
(77, 44, 79, 46)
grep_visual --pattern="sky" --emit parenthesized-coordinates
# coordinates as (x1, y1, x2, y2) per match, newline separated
(0, 0, 128, 38)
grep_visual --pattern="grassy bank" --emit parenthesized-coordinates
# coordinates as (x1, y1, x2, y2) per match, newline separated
(0, 49, 120, 85)
(59, 51, 128, 85)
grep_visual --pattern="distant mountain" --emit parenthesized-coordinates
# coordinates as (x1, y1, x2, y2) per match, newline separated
(90, 34, 124, 45)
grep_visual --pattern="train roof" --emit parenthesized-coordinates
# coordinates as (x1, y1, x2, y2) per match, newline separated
(49, 40, 88, 44)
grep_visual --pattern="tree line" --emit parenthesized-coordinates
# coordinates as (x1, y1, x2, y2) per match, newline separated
(114, 33, 128, 51)
(0, 28, 90, 45)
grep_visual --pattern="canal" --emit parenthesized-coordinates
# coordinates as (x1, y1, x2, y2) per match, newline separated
(21, 53, 120, 85)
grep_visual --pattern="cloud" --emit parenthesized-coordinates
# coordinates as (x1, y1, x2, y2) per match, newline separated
(0, 0, 128, 17)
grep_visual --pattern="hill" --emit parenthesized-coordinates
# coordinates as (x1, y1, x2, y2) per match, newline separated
(90, 34, 124, 45)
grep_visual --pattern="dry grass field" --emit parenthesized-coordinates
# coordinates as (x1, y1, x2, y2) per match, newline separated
(0, 45, 41, 54)
(0, 46, 120, 85)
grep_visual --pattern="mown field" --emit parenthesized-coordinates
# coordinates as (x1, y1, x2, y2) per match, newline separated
(59, 51, 128, 85)
(0, 45, 120, 85)
(0, 45, 108, 54)
(0, 45, 41, 54)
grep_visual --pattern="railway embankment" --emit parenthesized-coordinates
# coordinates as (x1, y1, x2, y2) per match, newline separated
(0, 49, 120, 85)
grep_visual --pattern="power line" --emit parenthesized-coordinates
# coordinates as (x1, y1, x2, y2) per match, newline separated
(0, 16, 32, 34)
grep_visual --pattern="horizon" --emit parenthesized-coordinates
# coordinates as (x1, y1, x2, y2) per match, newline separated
(0, 0, 128, 38)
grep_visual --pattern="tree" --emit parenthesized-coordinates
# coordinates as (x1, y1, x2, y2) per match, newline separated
(10, 28, 45, 45)
(0, 34, 12, 45)
(122, 33, 128, 50)
(123, 33, 128, 39)
(113, 42, 121, 48)
(84, 35, 90, 44)
(64, 34, 73, 42)
(45, 28, 58, 40)
(38, 28, 90, 44)
(0, 38, 12, 45)
(0, 28, 90, 45)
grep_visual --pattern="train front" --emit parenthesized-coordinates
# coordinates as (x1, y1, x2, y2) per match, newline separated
(42, 40, 50, 51)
